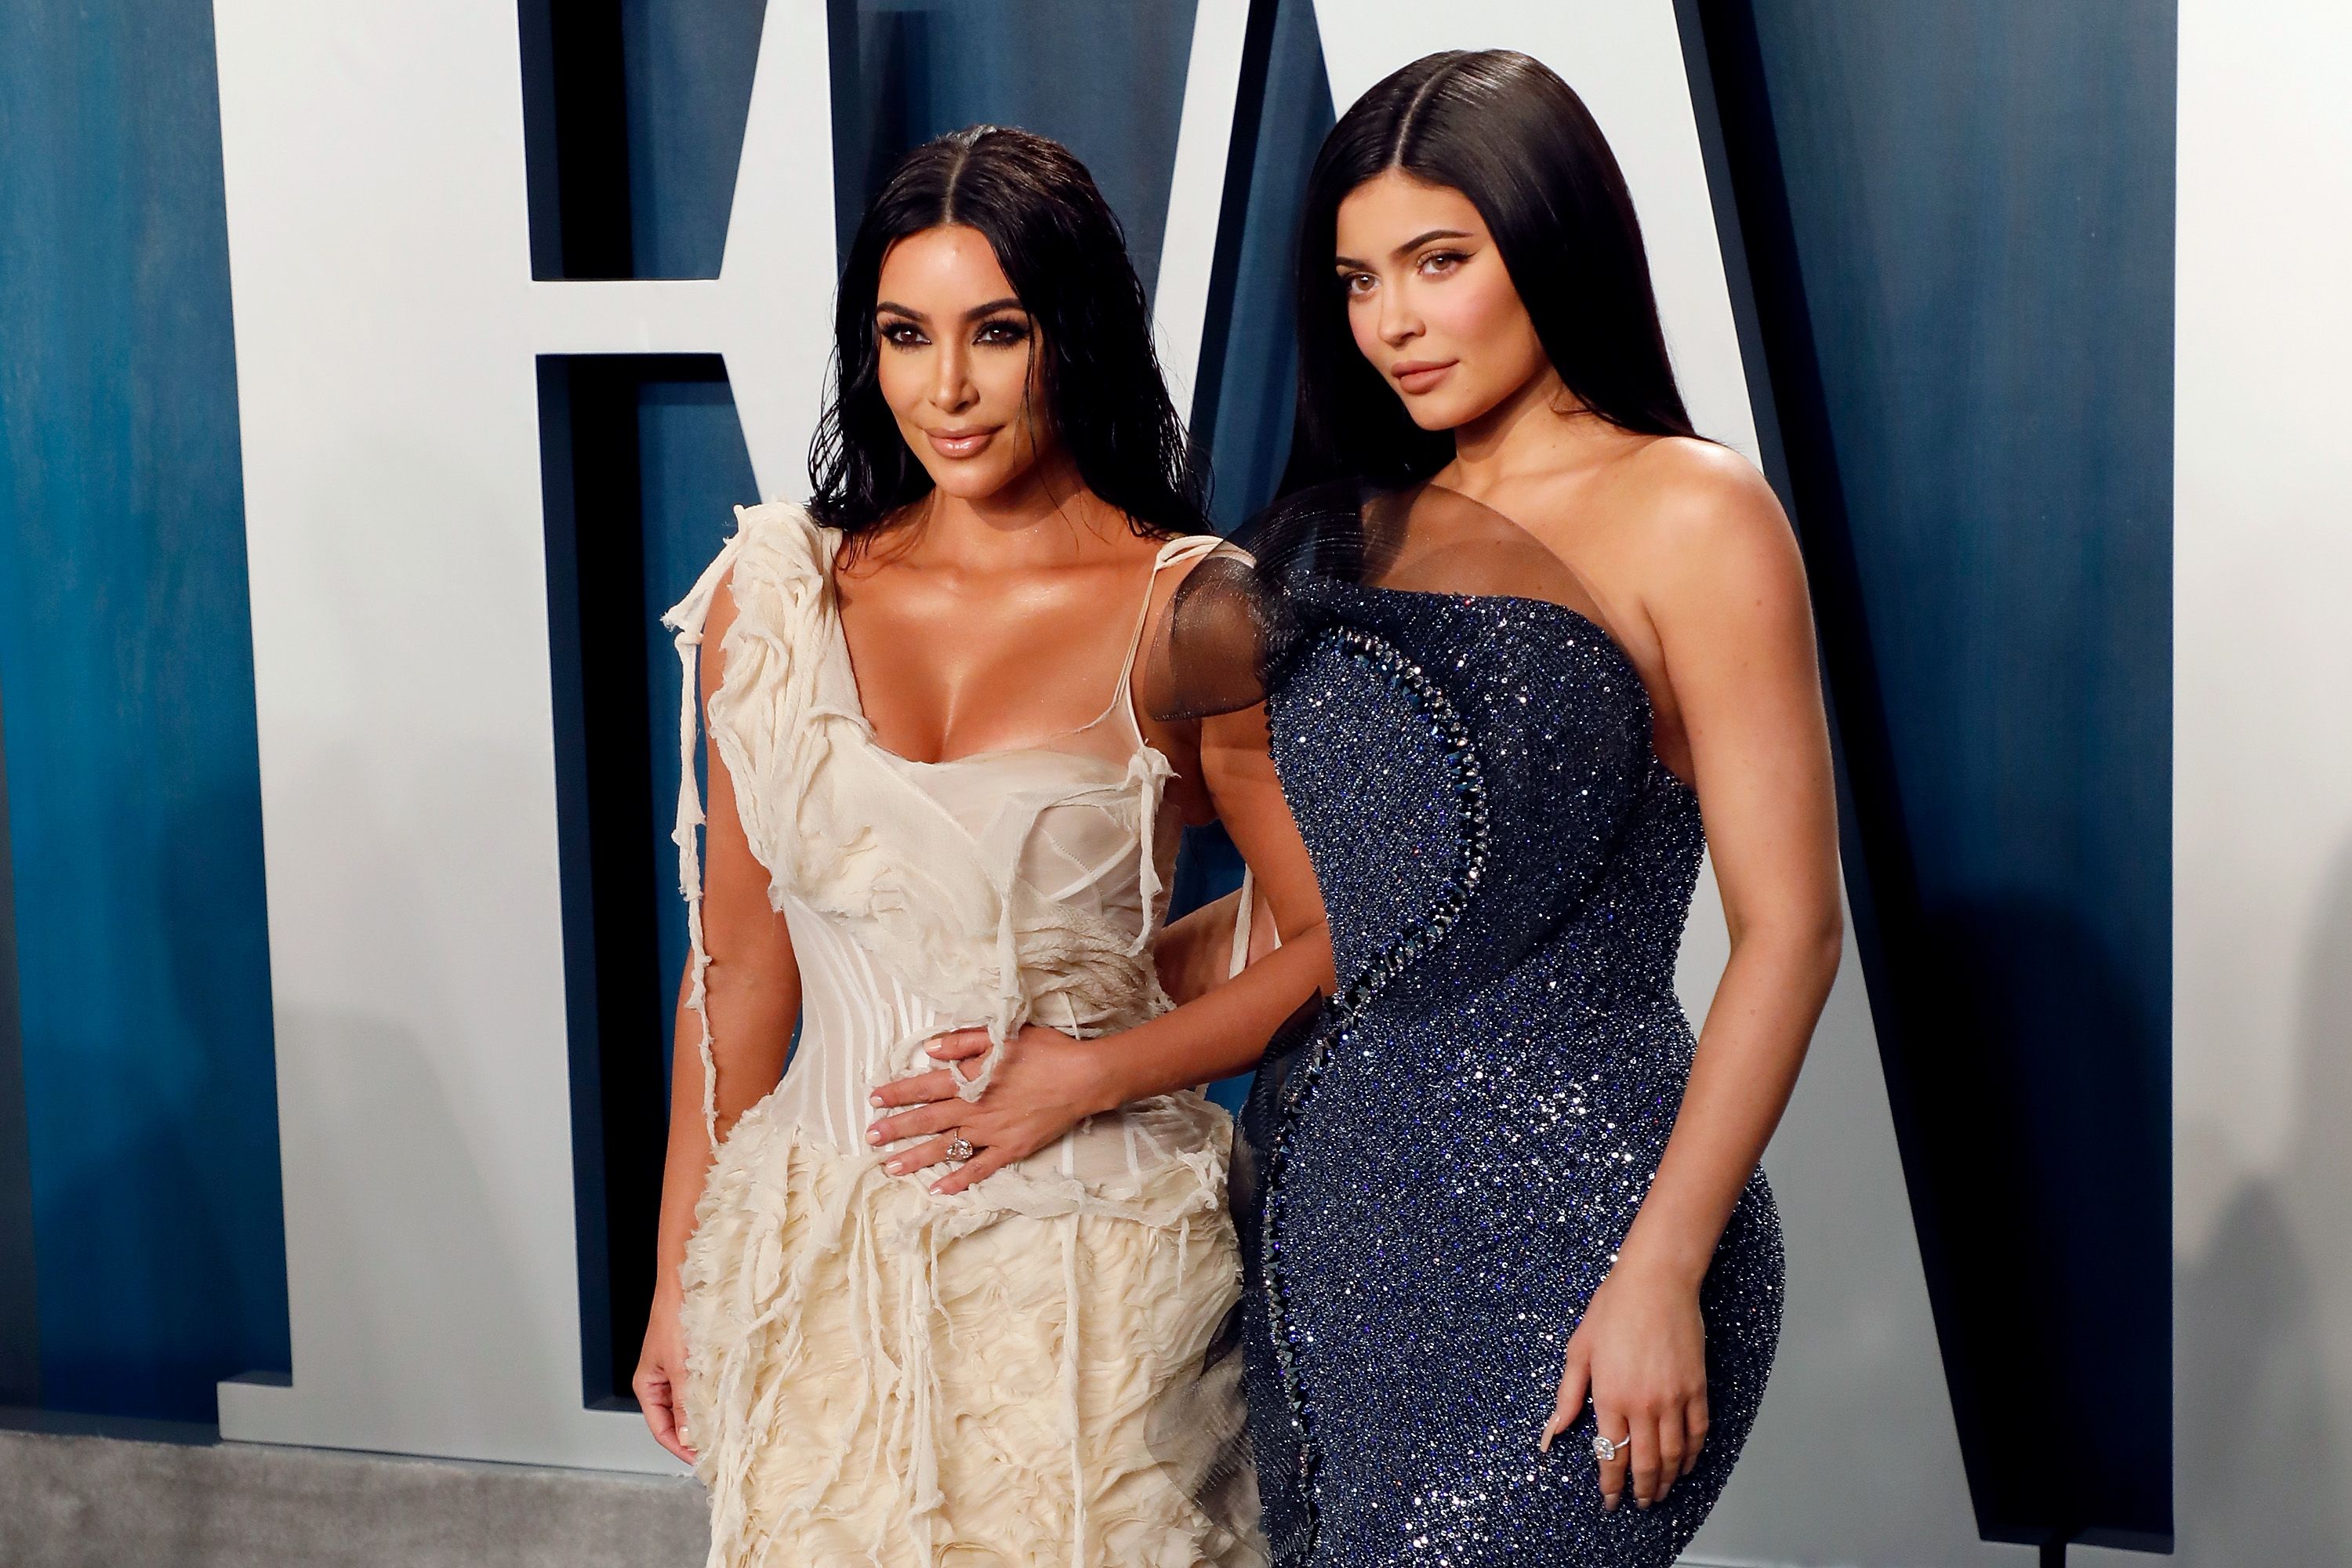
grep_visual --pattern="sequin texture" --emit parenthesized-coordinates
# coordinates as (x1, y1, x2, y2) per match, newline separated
(1240, 578, 1786, 1567)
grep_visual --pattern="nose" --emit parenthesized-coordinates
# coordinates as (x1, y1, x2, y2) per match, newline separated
(1376, 281, 1421, 350)
(930, 337, 978, 415)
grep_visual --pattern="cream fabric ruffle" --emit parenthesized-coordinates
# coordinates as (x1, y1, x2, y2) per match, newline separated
(680, 1100, 1263, 1568)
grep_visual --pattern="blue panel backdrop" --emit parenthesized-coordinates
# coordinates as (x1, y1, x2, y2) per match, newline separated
(1686, 2, 2174, 1552)
(621, 0, 769, 280)
(535, 351, 760, 1405)
(826, 0, 1200, 297)
(0, 683, 33, 1405)
(0, 0, 289, 1419)
(1193, 0, 1332, 531)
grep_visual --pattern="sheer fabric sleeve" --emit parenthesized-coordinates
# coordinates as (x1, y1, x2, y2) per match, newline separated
(1138, 545, 1270, 723)
(1138, 481, 1377, 724)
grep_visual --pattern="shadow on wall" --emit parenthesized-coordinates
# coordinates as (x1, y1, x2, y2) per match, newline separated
(253, 736, 577, 1436)
(2174, 840, 2352, 1561)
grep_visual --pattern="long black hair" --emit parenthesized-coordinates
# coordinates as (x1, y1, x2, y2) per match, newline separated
(1282, 51, 1696, 492)
(808, 125, 1203, 539)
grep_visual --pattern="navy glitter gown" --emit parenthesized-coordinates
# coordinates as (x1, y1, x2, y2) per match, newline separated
(1155, 483, 1784, 1566)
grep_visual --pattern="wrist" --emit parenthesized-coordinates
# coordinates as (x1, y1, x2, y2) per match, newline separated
(1610, 1233, 1711, 1294)
(1078, 1036, 1134, 1119)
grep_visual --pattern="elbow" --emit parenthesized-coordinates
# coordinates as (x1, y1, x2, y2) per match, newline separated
(1809, 902, 1845, 985)
(1795, 898, 1845, 993)
(1731, 898, 1845, 994)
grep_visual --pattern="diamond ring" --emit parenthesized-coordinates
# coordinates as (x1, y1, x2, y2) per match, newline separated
(944, 1133, 975, 1162)
(1592, 1431, 1629, 1463)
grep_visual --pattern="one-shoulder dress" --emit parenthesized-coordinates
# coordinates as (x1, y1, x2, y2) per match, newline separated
(663, 501, 1265, 1568)
(1159, 483, 1785, 1566)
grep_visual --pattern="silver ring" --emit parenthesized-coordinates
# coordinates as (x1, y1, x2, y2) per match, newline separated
(1592, 1431, 1630, 1463)
(944, 1133, 975, 1163)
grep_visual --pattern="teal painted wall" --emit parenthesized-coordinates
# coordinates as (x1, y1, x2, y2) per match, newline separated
(0, 0, 289, 1417)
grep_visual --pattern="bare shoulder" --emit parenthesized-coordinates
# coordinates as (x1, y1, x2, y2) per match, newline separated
(1615, 437, 1803, 597)
(1621, 437, 1785, 539)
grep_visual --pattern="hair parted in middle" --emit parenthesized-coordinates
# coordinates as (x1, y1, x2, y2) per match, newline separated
(1282, 50, 1697, 494)
(808, 124, 1205, 540)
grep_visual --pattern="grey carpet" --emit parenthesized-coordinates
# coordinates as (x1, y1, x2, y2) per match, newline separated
(0, 1425, 707, 1568)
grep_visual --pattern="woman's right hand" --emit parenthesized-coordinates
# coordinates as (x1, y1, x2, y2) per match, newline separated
(633, 1290, 697, 1464)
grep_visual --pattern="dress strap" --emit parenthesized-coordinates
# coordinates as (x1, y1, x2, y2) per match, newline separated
(1109, 535, 1224, 963)
(1226, 866, 1285, 978)
(1229, 869, 1255, 979)
(1112, 534, 1226, 742)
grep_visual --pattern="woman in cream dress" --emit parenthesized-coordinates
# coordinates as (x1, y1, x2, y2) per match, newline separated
(631, 127, 1330, 1568)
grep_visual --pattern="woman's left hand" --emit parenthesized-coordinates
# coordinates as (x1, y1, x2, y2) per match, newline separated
(1539, 1259, 1710, 1512)
(865, 1024, 1116, 1195)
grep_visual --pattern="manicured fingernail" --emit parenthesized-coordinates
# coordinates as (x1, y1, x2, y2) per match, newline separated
(866, 1127, 881, 1144)
(869, 1093, 883, 1106)
(884, 1159, 904, 1174)
(1602, 1495, 1618, 1513)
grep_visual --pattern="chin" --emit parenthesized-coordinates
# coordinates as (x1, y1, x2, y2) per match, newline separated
(926, 460, 1024, 501)
(1399, 390, 1486, 434)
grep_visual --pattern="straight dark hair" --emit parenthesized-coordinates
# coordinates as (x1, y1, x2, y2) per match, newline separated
(808, 125, 1203, 540)
(1283, 51, 1696, 492)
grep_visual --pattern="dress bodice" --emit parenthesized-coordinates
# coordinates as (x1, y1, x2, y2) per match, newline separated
(662, 501, 1236, 1202)
(1153, 479, 1704, 1019)
(1276, 578, 1702, 1018)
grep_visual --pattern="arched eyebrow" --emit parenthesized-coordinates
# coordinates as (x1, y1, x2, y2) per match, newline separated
(1332, 229, 1476, 270)
(873, 297, 1025, 323)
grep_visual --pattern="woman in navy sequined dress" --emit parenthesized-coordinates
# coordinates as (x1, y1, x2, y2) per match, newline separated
(1160, 52, 1844, 1563)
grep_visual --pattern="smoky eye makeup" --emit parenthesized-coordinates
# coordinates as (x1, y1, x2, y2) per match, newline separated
(973, 314, 1032, 346)
(875, 314, 927, 349)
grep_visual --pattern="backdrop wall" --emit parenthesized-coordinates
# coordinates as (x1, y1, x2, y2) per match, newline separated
(1687, 4, 2174, 1555)
(0, 0, 289, 1421)
(2149, 0, 2352, 1559)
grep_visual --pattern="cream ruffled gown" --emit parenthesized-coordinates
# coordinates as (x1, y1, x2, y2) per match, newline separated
(662, 502, 1264, 1568)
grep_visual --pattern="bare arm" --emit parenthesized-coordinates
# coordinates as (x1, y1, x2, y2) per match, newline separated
(1080, 701, 1333, 1098)
(1153, 889, 1245, 1004)
(1617, 456, 1840, 1290)
(1153, 874, 1282, 1004)
(1544, 449, 1842, 1509)
(635, 576, 800, 1460)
